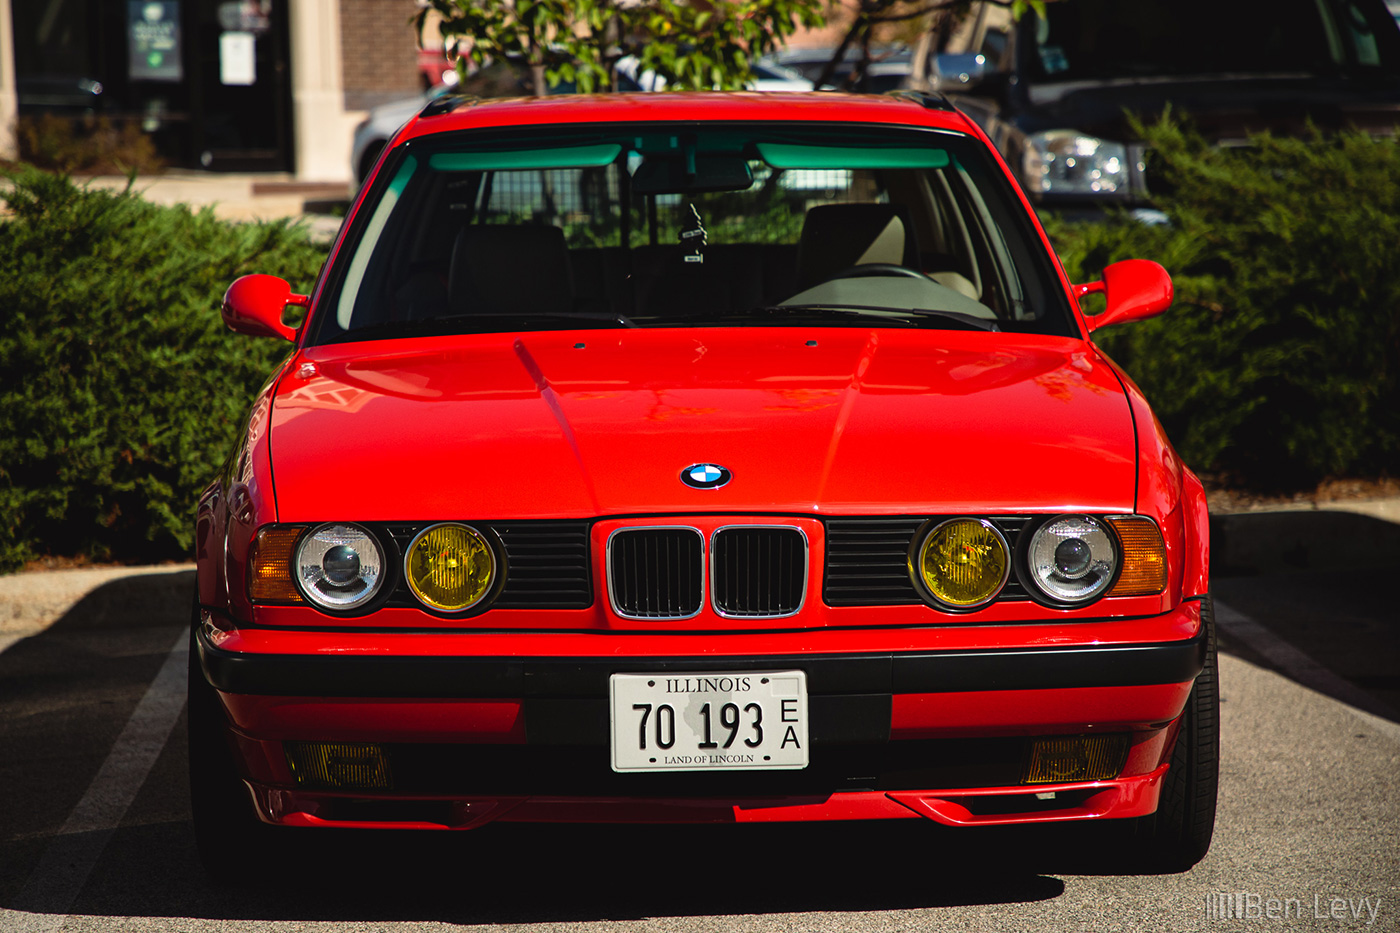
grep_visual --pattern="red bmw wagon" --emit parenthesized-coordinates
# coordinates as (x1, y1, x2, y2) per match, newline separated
(192, 91, 1216, 874)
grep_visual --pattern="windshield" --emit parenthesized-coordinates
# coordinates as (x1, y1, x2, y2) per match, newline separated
(1028, 0, 1379, 81)
(310, 122, 1074, 346)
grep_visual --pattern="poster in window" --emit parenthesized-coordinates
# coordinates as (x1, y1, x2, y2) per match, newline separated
(220, 32, 257, 85)
(129, 2, 183, 82)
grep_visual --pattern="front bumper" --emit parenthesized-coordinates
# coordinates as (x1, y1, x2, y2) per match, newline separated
(250, 767, 1171, 830)
(196, 601, 1205, 828)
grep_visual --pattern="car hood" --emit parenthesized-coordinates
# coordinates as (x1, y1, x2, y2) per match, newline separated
(269, 328, 1137, 521)
(1017, 74, 1400, 141)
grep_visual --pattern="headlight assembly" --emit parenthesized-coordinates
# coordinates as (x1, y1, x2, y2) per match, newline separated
(405, 523, 498, 613)
(1025, 515, 1118, 604)
(1023, 130, 1129, 196)
(910, 518, 1009, 610)
(294, 523, 387, 611)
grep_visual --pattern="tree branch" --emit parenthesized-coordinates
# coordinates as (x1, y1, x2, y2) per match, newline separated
(866, 0, 1015, 23)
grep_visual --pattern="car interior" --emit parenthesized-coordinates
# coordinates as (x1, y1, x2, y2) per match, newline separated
(319, 127, 1073, 343)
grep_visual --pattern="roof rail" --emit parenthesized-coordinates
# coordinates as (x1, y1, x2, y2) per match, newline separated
(885, 89, 956, 112)
(420, 93, 479, 119)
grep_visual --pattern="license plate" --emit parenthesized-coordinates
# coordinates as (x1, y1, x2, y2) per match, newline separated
(609, 670, 809, 772)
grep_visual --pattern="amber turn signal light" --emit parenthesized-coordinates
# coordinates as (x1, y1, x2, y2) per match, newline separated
(286, 742, 392, 789)
(249, 526, 303, 602)
(1023, 734, 1129, 784)
(1106, 517, 1167, 596)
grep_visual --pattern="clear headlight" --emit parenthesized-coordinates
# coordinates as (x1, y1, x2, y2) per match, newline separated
(1026, 515, 1117, 603)
(1023, 130, 1129, 195)
(295, 523, 386, 611)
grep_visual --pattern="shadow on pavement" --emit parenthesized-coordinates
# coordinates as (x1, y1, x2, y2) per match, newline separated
(0, 569, 196, 905)
(1211, 508, 1400, 578)
(1210, 510, 1400, 721)
(64, 820, 1076, 923)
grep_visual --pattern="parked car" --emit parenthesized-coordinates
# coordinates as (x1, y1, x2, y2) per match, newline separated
(764, 45, 914, 92)
(350, 80, 453, 189)
(351, 68, 650, 188)
(196, 90, 1216, 875)
(615, 54, 814, 92)
(941, 0, 1400, 206)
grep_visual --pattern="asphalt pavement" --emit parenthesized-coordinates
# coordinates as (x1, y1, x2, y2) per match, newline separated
(0, 504, 1396, 932)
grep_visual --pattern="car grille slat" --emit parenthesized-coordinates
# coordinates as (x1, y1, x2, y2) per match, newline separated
(824, 517, 1030, 606)
(712, 526, 806, 618)
(608, 527, 703, 619)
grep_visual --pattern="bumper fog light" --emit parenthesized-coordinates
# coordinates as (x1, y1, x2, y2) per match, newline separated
(1023, 734, 1128, 784)
(286, 742, 392, 789)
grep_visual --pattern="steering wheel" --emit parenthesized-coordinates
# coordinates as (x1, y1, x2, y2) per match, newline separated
(826, 263, 928, 282)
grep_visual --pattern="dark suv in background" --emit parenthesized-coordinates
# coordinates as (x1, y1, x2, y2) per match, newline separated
(939, 0, 1400, 208)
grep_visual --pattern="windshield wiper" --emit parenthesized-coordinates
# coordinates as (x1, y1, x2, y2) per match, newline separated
(757, 303, 999, 332)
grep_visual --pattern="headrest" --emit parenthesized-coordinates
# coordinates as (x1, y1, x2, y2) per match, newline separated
(449, 225, 573, 317)
(795, 203, 920, 291)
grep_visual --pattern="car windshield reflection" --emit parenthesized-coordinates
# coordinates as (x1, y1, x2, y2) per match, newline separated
(314, 123, 1074, 345)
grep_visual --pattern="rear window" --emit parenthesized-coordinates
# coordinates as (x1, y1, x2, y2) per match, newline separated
(310, 122, 1074, 345)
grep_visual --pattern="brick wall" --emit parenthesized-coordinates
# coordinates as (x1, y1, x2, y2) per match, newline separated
(339, 0, 424, 110)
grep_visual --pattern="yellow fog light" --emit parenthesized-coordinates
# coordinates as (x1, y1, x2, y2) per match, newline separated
(911, 518, 1009, 609)
(405, 523, 497, 612)
(286, 742, 391, 789)
(1024, 735, 1129, 784)
(1107, 516, 1168, 596)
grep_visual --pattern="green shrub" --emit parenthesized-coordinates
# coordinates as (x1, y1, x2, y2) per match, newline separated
(0, 168, 323, 571)
(1046, 119, 1400, 489)
(11, 114, 165, 176)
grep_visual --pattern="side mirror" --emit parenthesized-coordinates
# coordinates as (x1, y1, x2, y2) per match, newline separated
(1075, 259, 1173, 333)
(221, 274, 308, 341)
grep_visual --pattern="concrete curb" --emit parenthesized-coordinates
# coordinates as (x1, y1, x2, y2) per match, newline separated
(0, 564, 194, 653)
(1211, 500, 1400, 576)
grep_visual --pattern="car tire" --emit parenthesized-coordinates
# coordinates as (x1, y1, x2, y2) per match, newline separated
(187, 603, 275, 878)
(1131, 594, 1220, 871)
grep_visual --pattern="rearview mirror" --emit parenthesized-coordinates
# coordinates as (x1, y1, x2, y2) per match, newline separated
(1075, 259, 1173, 333)
(630, 155, 754, 195)
(221, 274, 307, 341)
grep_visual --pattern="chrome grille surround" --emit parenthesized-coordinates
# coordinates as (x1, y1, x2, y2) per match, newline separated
(605, 526, 705, 620)
(709, 524, 809, 619)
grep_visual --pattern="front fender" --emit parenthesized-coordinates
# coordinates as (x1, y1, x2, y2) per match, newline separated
(196, 364, 289, 624)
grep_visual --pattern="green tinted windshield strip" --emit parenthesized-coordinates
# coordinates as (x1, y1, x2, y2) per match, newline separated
(337, 155, 417, 330)
(756, 143, 949, 170)
(429, 144, 621, 171)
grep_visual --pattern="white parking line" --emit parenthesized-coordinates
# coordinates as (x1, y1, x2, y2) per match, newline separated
(1215, 599, 1400, 742)
(3, 628, 189, 933)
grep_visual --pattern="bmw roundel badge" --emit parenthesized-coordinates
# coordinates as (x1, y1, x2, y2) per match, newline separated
(680, 463, 732, 490)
